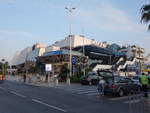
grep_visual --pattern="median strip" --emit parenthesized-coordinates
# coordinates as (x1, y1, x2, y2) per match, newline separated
(32, 99, 67, 113)
(124, 99, 141, 104)
(10, 91, 26, 98)
(108, 96, 128, 101)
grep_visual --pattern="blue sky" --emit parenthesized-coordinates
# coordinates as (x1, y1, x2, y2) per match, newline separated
(0, 0, 150, 62)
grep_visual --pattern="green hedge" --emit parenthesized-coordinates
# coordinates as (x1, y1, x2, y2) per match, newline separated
(70, 75, 80, 83)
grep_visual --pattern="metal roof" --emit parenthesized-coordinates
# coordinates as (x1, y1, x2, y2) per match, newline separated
(43, 49, 82, 57)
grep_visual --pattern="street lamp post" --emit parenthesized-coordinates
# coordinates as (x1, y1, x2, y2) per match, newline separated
(1, 59, 5, 75)
(82, 36, 86, 76)
(65, 7, 76, 85)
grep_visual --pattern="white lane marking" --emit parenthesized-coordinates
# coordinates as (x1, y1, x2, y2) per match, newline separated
(64, 88, 89, 91)
(66, 88, 95, 91)
(32, 99, 67, 113)
(77, 90, 96, 94)
(124, 99, 141, 104)
(108, 96, 128, 101)
(87, 92, 99, 96)
(0, 87, 6, 91)
(10, 91, 26, 98)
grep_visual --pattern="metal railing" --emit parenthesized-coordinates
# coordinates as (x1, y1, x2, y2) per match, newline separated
(128, 91, 150, 113)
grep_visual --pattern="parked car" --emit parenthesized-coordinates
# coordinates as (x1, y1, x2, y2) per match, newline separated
(80, 72, 99, 85)
(103, 75, 140, 97)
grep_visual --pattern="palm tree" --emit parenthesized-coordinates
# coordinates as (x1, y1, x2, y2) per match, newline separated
(141, 4, 150, 30)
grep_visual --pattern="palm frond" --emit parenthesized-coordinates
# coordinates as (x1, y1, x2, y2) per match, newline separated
(141, 12, 150, 23)
(141, 4, 150, 13)
(141, 4, 150, 31)
(148, 24, 150, 31)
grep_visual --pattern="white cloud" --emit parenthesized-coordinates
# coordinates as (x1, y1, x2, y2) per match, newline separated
(0, 0, 16, 4)
(76, 1, 150, 54)
(0, 30, 34, 39)
(77, 2, 146, 33)
(0, 30, 35, 62)
(7, 0, 15, 4)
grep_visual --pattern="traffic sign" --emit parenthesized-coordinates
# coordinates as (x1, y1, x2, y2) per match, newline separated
(72, 56, 76, 65)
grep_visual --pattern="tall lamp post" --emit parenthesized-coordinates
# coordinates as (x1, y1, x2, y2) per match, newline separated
(65, 7, 76, 85)
(1, 59, 5, 76)
(82, 36, 86, 76)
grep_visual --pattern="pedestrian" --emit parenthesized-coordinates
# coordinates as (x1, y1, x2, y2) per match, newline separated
(45, 73, 48, 83)
(139, 73, 149, 97)
(98, 76, 105, 96)
(23, 74, 26, 83)
(97, 69, 100, 76)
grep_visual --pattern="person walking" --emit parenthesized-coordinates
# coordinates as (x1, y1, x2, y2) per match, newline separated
(23, 74, 26, 83)
(98, 76, 105, 96)
(45, 73, 48, 83)
(139, 73, 149, 97)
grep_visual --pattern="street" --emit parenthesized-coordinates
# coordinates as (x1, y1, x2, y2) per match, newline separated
(0, 80, 149, 113)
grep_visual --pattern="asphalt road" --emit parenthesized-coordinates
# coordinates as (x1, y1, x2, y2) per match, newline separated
(0, 81, 149, 113)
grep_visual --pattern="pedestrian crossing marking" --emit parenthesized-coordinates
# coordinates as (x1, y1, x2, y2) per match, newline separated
(54, 85, 98, 96)
(87, 92, 99, 96)
(77, 90, 97, 94)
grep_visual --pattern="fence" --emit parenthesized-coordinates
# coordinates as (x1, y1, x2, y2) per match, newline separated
(128, 91, 150, 113)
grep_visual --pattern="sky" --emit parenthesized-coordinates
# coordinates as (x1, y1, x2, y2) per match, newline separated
(0, 0, 150, 62)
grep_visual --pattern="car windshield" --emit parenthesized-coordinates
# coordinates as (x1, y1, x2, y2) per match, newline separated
(88, 72, 97, 75)
(103, 76, 114, 83)
(98, 71, 113, 77)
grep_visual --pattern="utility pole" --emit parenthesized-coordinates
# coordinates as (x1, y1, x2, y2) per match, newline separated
(1, 59, 5, 76)
(139, 47, 142, 73)
(82, 36, 86, 76)
(25, 52, 29, 82)
(65, 7, 76, 85)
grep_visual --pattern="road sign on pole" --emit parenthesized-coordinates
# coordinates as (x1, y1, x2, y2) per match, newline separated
(45, 64, 52, 72)
(72, 56, 76, 65)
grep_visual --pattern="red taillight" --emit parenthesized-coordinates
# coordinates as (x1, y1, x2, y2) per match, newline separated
(111, 84, 117, 88)
(87, 78, 91, 81)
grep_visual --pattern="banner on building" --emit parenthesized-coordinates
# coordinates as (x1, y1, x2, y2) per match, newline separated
(45, 64, 52, 71)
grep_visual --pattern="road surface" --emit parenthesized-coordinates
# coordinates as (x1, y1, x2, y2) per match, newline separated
(0, 80, 149, 113)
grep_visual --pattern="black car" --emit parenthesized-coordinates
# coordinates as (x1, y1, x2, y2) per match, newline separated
(80, 72, 99, 85)
(97, 70, 140, 96)
(103, 76, 140, 96)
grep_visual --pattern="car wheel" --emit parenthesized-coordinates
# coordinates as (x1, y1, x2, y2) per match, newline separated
(118, 89, 124, 97)
(80, 83, 84, 85)
(137, 86, 141, 93)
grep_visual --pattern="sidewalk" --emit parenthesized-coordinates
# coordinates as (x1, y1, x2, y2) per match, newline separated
(6, 75, 51, 87)
(5, 75, 80, 88)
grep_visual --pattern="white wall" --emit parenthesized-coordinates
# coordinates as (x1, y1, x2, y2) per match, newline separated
(26, 48, 39, 62)
(14, 47, 32, 65)
(11, 44, 47, 65)
(45, 46, 60, 53)
(39, 48, 46, 56)
(52, 35, 108, 48)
